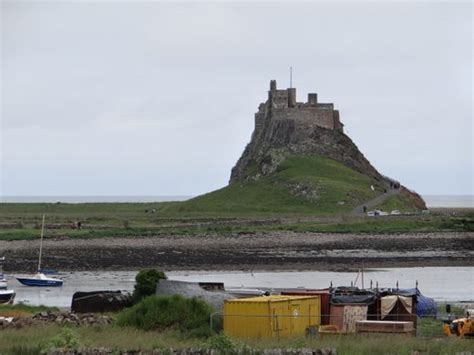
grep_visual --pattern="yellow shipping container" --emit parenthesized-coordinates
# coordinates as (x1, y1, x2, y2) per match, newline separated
(223, 295, 321, 339)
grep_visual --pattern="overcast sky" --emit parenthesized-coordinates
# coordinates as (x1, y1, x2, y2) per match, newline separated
(1, 0, 472, 197)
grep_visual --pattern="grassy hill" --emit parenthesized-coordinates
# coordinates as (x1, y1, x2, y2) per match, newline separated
(0, 155, 470, 240)
(158, 155, 385, 216)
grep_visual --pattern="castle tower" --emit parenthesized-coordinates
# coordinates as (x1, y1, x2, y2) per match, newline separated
(308, 93, 318, 106)
(287, 88, 296, 107)
(261, 81, 343, 132)
(270, 80, 277, 92)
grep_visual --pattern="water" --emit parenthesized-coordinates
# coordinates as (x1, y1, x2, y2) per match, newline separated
(423, 195, 473, 208)
(0, 196, 192, 203)
(6, 267, 473, 308)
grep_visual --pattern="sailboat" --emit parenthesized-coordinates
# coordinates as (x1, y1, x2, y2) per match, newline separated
(16, 215, 63, 287)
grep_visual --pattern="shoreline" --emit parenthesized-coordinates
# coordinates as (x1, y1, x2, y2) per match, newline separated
(1, 231, 472, 272)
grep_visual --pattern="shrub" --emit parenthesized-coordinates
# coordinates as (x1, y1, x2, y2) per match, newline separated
(117, 295, 213, 337)
(207, 334, 237, 351)
(133, 269, 167, 301)
(47, 328, 80, 350)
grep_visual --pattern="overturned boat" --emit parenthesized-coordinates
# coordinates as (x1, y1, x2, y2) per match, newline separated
(0, 257, 15, 304)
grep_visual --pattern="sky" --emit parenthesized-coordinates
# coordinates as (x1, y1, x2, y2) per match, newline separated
(1, 0, 473, 197)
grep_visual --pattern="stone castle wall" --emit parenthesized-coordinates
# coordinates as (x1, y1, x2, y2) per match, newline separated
(259, 80, 343, 133)
(230, 80, 382, 184)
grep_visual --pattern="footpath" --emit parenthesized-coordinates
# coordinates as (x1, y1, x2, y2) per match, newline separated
(351, 185, 400, 215)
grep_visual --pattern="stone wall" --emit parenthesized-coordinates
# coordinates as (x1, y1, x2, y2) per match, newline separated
(272, 107, 336, 130)
(266, 81, 342, 132)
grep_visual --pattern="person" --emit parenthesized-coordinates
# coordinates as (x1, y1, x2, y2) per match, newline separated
(363, 206, 367, 213)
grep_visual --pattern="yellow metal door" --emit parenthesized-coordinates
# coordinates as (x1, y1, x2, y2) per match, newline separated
(271, 302, 288, 338)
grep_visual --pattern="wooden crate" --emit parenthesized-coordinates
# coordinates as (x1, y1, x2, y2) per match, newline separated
(356, 320, 414, 334)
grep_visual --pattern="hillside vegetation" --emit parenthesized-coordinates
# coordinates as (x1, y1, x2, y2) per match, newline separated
(159, 155, 384, 216)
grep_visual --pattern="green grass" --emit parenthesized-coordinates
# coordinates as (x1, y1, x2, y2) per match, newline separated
(374, 187, 428, 213)
(158, 155, 385, 216)
(0, 303, 58, 315)
(0, 324, 472, 354)
(117, 295, 213, 336)
(270, 216, 473, 233)
(0, 214, 471, 241)
(375, 194, 418, 213)
(0, 155, 469, 240)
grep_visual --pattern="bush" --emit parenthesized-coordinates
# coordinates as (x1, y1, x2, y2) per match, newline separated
(133, 269, 167, 301)
(47, 328, 80, 350)
(117, 295, 213, 337)
(207, 334, 237, 351)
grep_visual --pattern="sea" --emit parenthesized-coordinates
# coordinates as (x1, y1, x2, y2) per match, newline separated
(1, 195, 473, 207)
(9, 267, 474, 308)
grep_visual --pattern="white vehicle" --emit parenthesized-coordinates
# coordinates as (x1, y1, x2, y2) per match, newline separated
(367, 209, 388, 217)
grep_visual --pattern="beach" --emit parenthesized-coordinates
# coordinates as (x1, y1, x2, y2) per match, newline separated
(2, 231, 472, 272)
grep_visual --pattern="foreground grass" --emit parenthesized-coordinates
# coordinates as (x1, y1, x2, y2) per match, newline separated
(0, 324, 472, 355)
(0, 304, 58, 317)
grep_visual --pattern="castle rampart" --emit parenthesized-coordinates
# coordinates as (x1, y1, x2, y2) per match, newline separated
(259, 80, 343, 132)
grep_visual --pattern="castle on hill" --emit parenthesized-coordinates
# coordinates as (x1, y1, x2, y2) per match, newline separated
(255, 80, 344, 133)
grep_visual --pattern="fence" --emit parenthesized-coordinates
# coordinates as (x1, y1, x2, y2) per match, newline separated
(210, 312, 447, 339)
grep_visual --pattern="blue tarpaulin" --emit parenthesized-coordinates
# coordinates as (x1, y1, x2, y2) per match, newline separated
(396, 288, 437, 318)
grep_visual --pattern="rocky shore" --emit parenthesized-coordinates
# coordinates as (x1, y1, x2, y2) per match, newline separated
(1, 232, 472, 272)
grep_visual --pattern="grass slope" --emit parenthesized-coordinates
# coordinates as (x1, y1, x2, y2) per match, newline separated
(159, 155, 383, 216)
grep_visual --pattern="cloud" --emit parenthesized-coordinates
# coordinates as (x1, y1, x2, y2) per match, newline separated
(1, 1, 472, 196)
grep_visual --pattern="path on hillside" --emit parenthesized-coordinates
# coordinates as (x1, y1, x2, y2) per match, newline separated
(351, 186, 401, 215)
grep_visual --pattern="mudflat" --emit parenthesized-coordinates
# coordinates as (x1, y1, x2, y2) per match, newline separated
(3, 232, 473, 272)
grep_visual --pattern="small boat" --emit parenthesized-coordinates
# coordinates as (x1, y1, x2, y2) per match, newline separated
(16, 215, 63, 287)
(0, 257, 15, 304)
(225, 287, 268, 298)
(0, 289, 15, 304)
(16, 273, 63, 287)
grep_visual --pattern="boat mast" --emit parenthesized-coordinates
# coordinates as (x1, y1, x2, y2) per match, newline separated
(38, 214, 45, 273)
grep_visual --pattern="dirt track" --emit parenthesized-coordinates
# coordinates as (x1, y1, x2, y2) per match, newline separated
(2, 232, 473, 272)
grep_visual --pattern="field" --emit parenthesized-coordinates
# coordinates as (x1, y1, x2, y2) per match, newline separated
(0, 202, 472, 242)
(1, 155, 472, 243)
(0, 321, 472, 355)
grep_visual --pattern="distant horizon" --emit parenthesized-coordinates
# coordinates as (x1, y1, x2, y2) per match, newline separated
(2, 194, 473, 197)
(1, 194, 473, 208)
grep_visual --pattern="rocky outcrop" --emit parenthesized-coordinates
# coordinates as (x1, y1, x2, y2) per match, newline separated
(0, 311, 114, 329)
(230, 123, 382, 184)
(230, 81, 382, 183)
(229, 80, 426, 210)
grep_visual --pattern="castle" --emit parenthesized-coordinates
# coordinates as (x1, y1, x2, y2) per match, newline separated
(254, 80, 344, 133)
